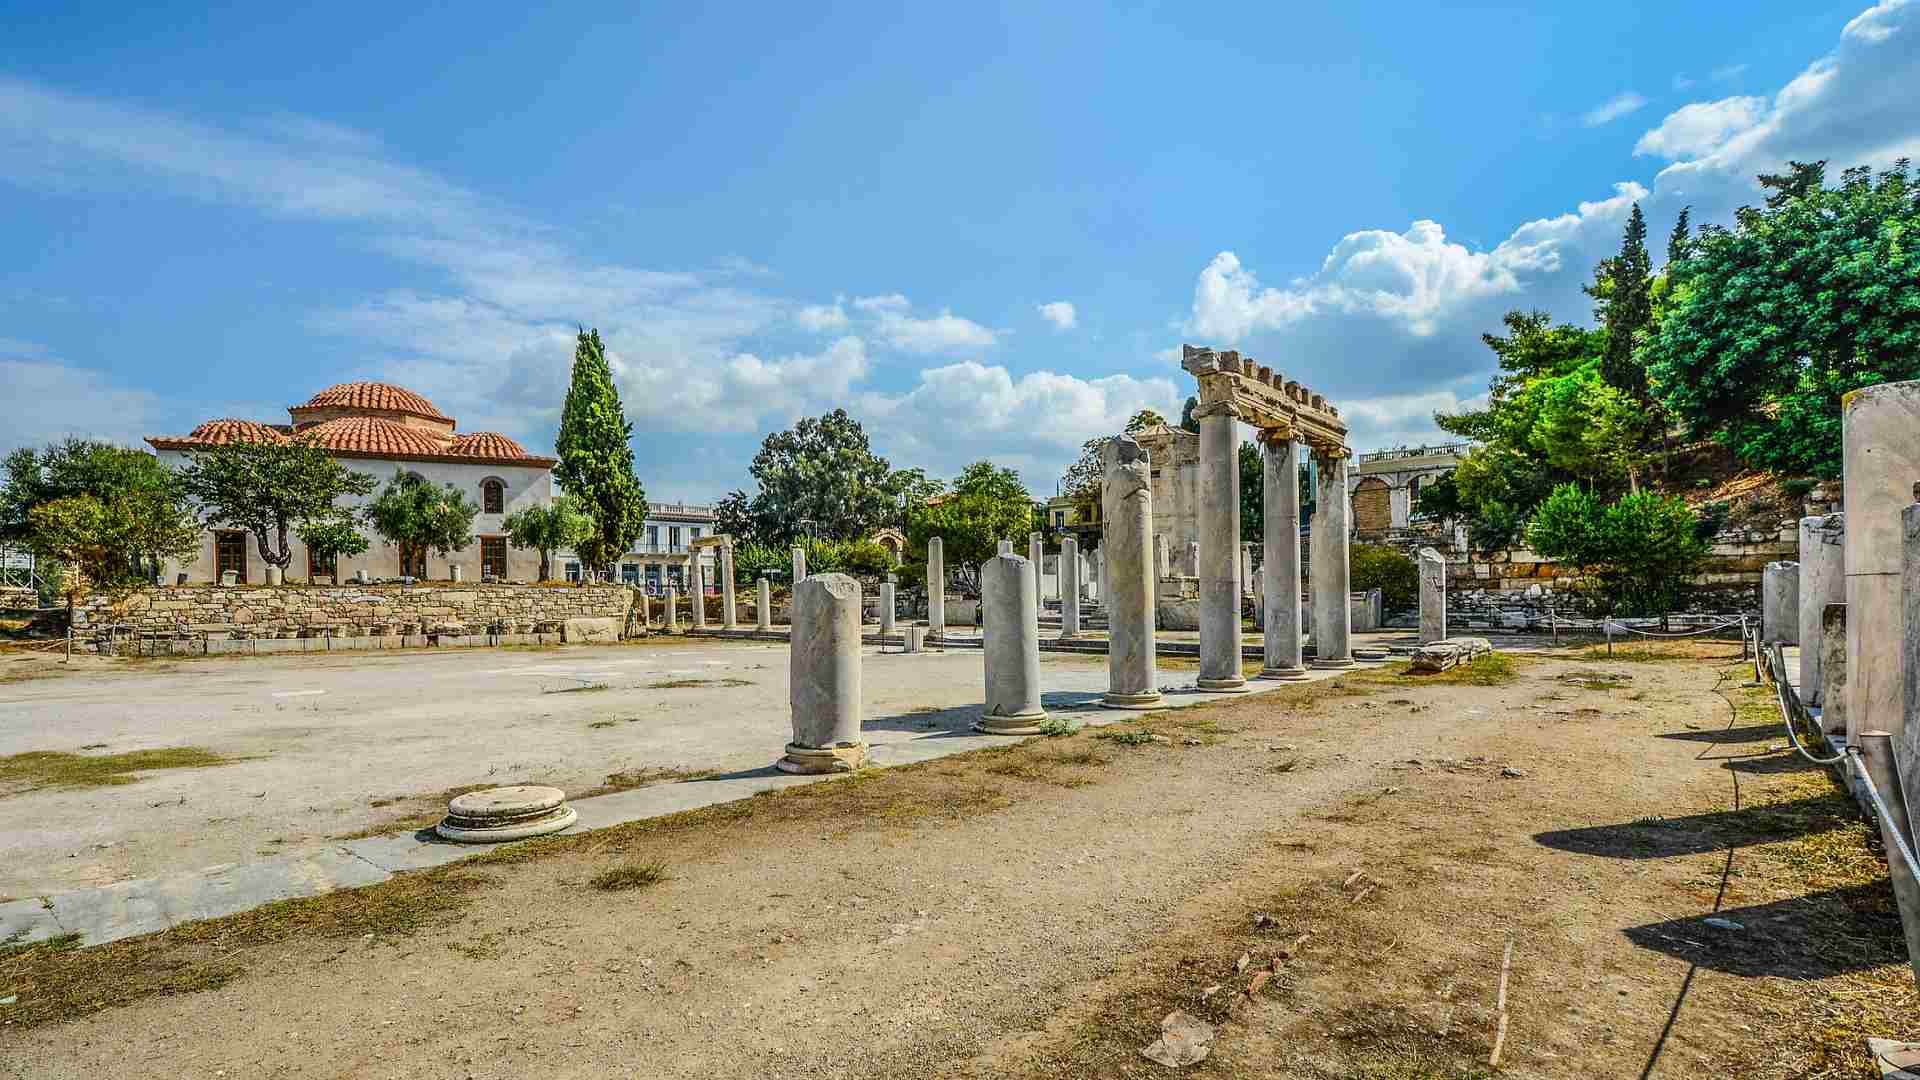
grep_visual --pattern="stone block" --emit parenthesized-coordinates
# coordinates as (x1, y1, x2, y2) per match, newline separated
(1409, 636, 1494, 672)
(563, 617, 621, 643)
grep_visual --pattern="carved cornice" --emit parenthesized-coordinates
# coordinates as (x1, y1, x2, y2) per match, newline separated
(1180, 344, 1349, 455)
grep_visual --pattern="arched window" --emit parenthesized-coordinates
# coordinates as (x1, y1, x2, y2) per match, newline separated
(481, 478, 504, 514)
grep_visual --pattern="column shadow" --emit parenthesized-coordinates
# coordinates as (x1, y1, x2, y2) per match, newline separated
(1622, 882, 1903, 978)
(1532, 795, 1839, 859)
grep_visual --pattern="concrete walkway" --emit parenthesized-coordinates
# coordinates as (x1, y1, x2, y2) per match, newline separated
(1, 651, 1373, 950)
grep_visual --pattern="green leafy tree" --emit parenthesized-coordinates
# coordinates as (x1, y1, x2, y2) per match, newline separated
(1527, 484, 1706, 614)
(1, 439, 200, 583)
(297, 520, 368, 579)
(1178, 396, 1200, 434)
(554, 328, 649, 570)
(727, 409, 900, 546)
(1239, 441, 1263, 542)
(501, 495, 593, 581)
(1593, 203, 1654, 398)
(796, 537, 896, 579)
(1666, 206, 1692, 265)
(1349, 543, 1418, 612)
(1126, 409, 1167, 432)
(179, 439, 376, 573)
(906, 461, 1035, 597)
(364, 471, 479, 579)
(1646, 160, 1920, 478)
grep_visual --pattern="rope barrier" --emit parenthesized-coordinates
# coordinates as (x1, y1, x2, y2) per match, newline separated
(1757, 641, 1846, 765)
(1848, 748, 1920, 880)
(1605, 619, 1745, 639)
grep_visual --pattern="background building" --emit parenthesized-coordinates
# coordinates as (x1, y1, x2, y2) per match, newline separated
(149, 382, 556, 583)
(586, 502, 718, 593)
(1347, 442, 1468, 540)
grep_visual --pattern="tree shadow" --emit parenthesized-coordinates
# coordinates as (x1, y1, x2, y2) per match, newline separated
(1720, 752, 1824, 776)
(1653, 724, 1780, 743)
(1623, 882, 1903, 978)
(1532, 796, 1840, 859)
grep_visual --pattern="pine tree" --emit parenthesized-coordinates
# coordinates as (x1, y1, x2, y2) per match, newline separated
(553, 328, 649, 576)
(1666, 206, 1691, 266)
(1599, 204, 1653, 399)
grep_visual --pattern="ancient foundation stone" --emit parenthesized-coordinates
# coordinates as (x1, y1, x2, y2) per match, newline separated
(978, 553, 1046, 734)
(435, 785, 577, 843)
(781, 573, 867, 774)
(1762, 561, 1799, 644)
(563, 617, 620, 644)
(1102, 435, 1163, 709)
(1800, 515, 1844, 706)
(1409, 636, 1493, 673)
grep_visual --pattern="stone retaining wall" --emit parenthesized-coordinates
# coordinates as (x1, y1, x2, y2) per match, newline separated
(0, 586, 36, 609)
(1444, 522, 1798, 602)
(72, 582, 633, 638)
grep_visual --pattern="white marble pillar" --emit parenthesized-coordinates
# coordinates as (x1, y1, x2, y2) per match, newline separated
(926, 536, 945, 640)
(1311, 451, 1355, 668)
(1196, 403, 1248, 691)
(635, 589, 651, 633)
(1060, 536, 1081, 638)
(756, 577, 771, 631)
(1240, 543, 1256, 597)
(792, 545, 806, 585)
(1823, 604, 1849, 737)
(1843, 382, 1920, 795)
(879, 581, 896, 634)
(689, 559, 706, 629)
(1762, 561, 1799, 643)
(664, 588, 679, 633)
(779, 573, 867, 774)
(1101, 435, 1163, 709)
(978, 553, 1047, 734)
(1093, 547, 1106, 603)
(1800, 515, 1845, 706)
(720, 544, 738, 629)
(1029, 533, 1045, 619)
(1185, 541, 1200, 579)
(1418, 546, 1447, 644)
(1153, 533, 1171, 581)
(1261, 436, 1307, 680)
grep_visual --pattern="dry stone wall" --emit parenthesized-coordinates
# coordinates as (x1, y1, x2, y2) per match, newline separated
(72, 582, 633, 638)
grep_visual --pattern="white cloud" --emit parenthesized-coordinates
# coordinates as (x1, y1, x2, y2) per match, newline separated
(1583, 92, 1650, 127)
(857, 362, 1179, 485)
(1634, 97, 1768, 159)
(1037, 301, 1077, 331)
(864, 300, 999, 354)
(1845, 0, 1910, 43)
(795, 299, 849, 332)
(0, 353, 164, 452)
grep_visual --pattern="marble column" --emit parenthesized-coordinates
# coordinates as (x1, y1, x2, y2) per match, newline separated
(1060, 536, 1081, 638)
(1261, 436, 1307, 679)
(1843, 382, 1920, 797)
(720, 544, 738, 629)
(1762, 561, 1799, 643)
(756, 577, 771, 631)
(1418, 547, 1447, 644)
(689, 559, 707, 629)
(1185, 542, 1200, 579)
(779, 573, 867, 774)
(1101, 435, 1163, 709)
(1029, 533, 1045, 620)
(1311, 451, 1355, 668)
(926, 536, 945, 640)
(1240, 543, 1256, 597)
(1094, 547, 1106, 604)
(1196, 403, 1248, 691)
(664, 588, 679, 633)
(792, 545, 806, 585)
(1800, 515, 1845, 706)
(1822, 604, 1849, 737)
(634, 589, 651, 634)
(879, 581, 896, 634)
(978, 553, 1047, 733)
(997, 539, 1014, 556)
(1153, 533, 1171, 580)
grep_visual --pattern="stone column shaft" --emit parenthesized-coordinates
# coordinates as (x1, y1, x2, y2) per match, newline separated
(926, 537, 945, 640)
(1800, 515, 1845, 706)
(1261, 437, 1307, 679)
(978, 554, 1046, 733)
(664, 588, 679, 633)
(1029, 533, 1045, 619)
(1196, 405, 1247, 691)
(780, 573, 866, 774)
(1822, 603, 1849, 737)
(1060, 536, 1081, 638)
(1762, 561, 1799, 644)
(880, 582, 896, 634)
(720, 544, 738, 629)
(689, 558, 706, 629)
(1843, 382, 1920, 804)
(1101, 435, 1163, 709)
(792, 545, 806, 585)
(1418, 546, 1447, 645)
(1311, 452, 1355, 667)
(756, 577, 771, 631)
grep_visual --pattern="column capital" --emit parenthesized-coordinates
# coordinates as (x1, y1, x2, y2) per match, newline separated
(1189, 399, 1243, 421)
(1255, 424, 1295, 446)
(1306, 438, 1352, 461)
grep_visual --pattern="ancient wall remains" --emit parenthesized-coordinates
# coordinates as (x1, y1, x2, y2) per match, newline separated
(71, 581, 633, 638)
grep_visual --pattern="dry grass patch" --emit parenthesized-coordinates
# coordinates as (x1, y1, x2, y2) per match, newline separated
(587, 860, 669, 892)
(646, 677, 752, 690)
(0, 746, 239, 797)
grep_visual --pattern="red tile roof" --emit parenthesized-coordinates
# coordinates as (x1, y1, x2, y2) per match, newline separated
(296, 416, 451, 457)
(449, 432, 535, 460)
(295, 381, 451, 422)
(183, 418, 290, 445)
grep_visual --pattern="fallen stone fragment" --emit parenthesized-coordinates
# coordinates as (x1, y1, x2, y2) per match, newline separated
(1140, 1010, 1215, 1068)
(1501, 766, 1527, 779)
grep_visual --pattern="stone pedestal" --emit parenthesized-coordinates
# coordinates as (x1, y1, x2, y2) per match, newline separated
(902, 626, 925, 652)
(266, 566, 284, 586)
(435, 785, 577, 843)
(1800, 515, 1845, 706)
(1029, 533, 1045, 618)
(689, 562, 707, 629)
(1101, 435, 1163, 709)
(1822, 604, 1848, 736)
(1196, 405, 1248, 691)
(756, 577, 771, 631)
(720, 545, 738, 629)
(1260, 436, 1307, 679)
(1418, 547, 1447, 644)
(978, 553, 1047, 733)
(1060, 536, 1081, 638)
(926, 537, 945, 640)
(1311, 452, 1355, 668)
(1762, 561, 1799, 643)
(448, 564, 462, 583)
(1843, 382, 1920, 801)
(997, 539, 1014, 556)
(879, 582, 896, 633)
(635, 590, 651, 631)
(780, 573, 867, 774)
(664, 588, 679, 633)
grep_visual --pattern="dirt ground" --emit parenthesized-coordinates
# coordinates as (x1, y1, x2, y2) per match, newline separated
(3, 643, 1912, 1079)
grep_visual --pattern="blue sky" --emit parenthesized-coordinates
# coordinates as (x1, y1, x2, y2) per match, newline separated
(2, 1, 1916, 501)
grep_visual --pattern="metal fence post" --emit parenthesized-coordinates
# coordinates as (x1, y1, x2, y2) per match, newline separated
(1859, 732, 1920, 987)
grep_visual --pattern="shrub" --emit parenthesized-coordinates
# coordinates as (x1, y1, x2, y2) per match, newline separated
(1527, 484, 1708, 615)
(1348, 544, 1418, 613)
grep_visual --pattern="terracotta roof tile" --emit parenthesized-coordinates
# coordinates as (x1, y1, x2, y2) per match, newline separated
(448, 432, 534, 460)
(297, 416, 450, 457)
(295, 382, 450, 421)
(181, 418, 291, 445)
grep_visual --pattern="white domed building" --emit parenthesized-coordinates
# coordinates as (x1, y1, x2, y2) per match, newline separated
(148, 383, 557, 584)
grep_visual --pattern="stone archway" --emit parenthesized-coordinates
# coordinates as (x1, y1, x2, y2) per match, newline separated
(869, 528, 907, 565)
(1351, 477, 1391, 536)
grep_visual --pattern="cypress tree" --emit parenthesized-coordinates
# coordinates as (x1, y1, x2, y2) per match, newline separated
(1666, 206, 1692, 266)
(1600, 204, 1653, 399)
(553, 328, 649, 575)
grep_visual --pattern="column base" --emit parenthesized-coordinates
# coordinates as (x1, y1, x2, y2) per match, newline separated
(1197, 676, 1251, 693)
(1258, 665, 1311, 681)
(1101, 691, 1165, 710)
(776, 742, 868, 774)
(975, 709, 1047, 735)
(1312, 658, 1357, 670)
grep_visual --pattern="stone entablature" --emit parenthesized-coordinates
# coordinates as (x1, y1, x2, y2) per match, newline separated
(72, 582, 632, 638)
(1180, 345, 1349, 453)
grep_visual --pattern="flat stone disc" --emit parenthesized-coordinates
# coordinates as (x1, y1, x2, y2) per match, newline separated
(447, 785, 566, 821)
(436, 804, 577, 844)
